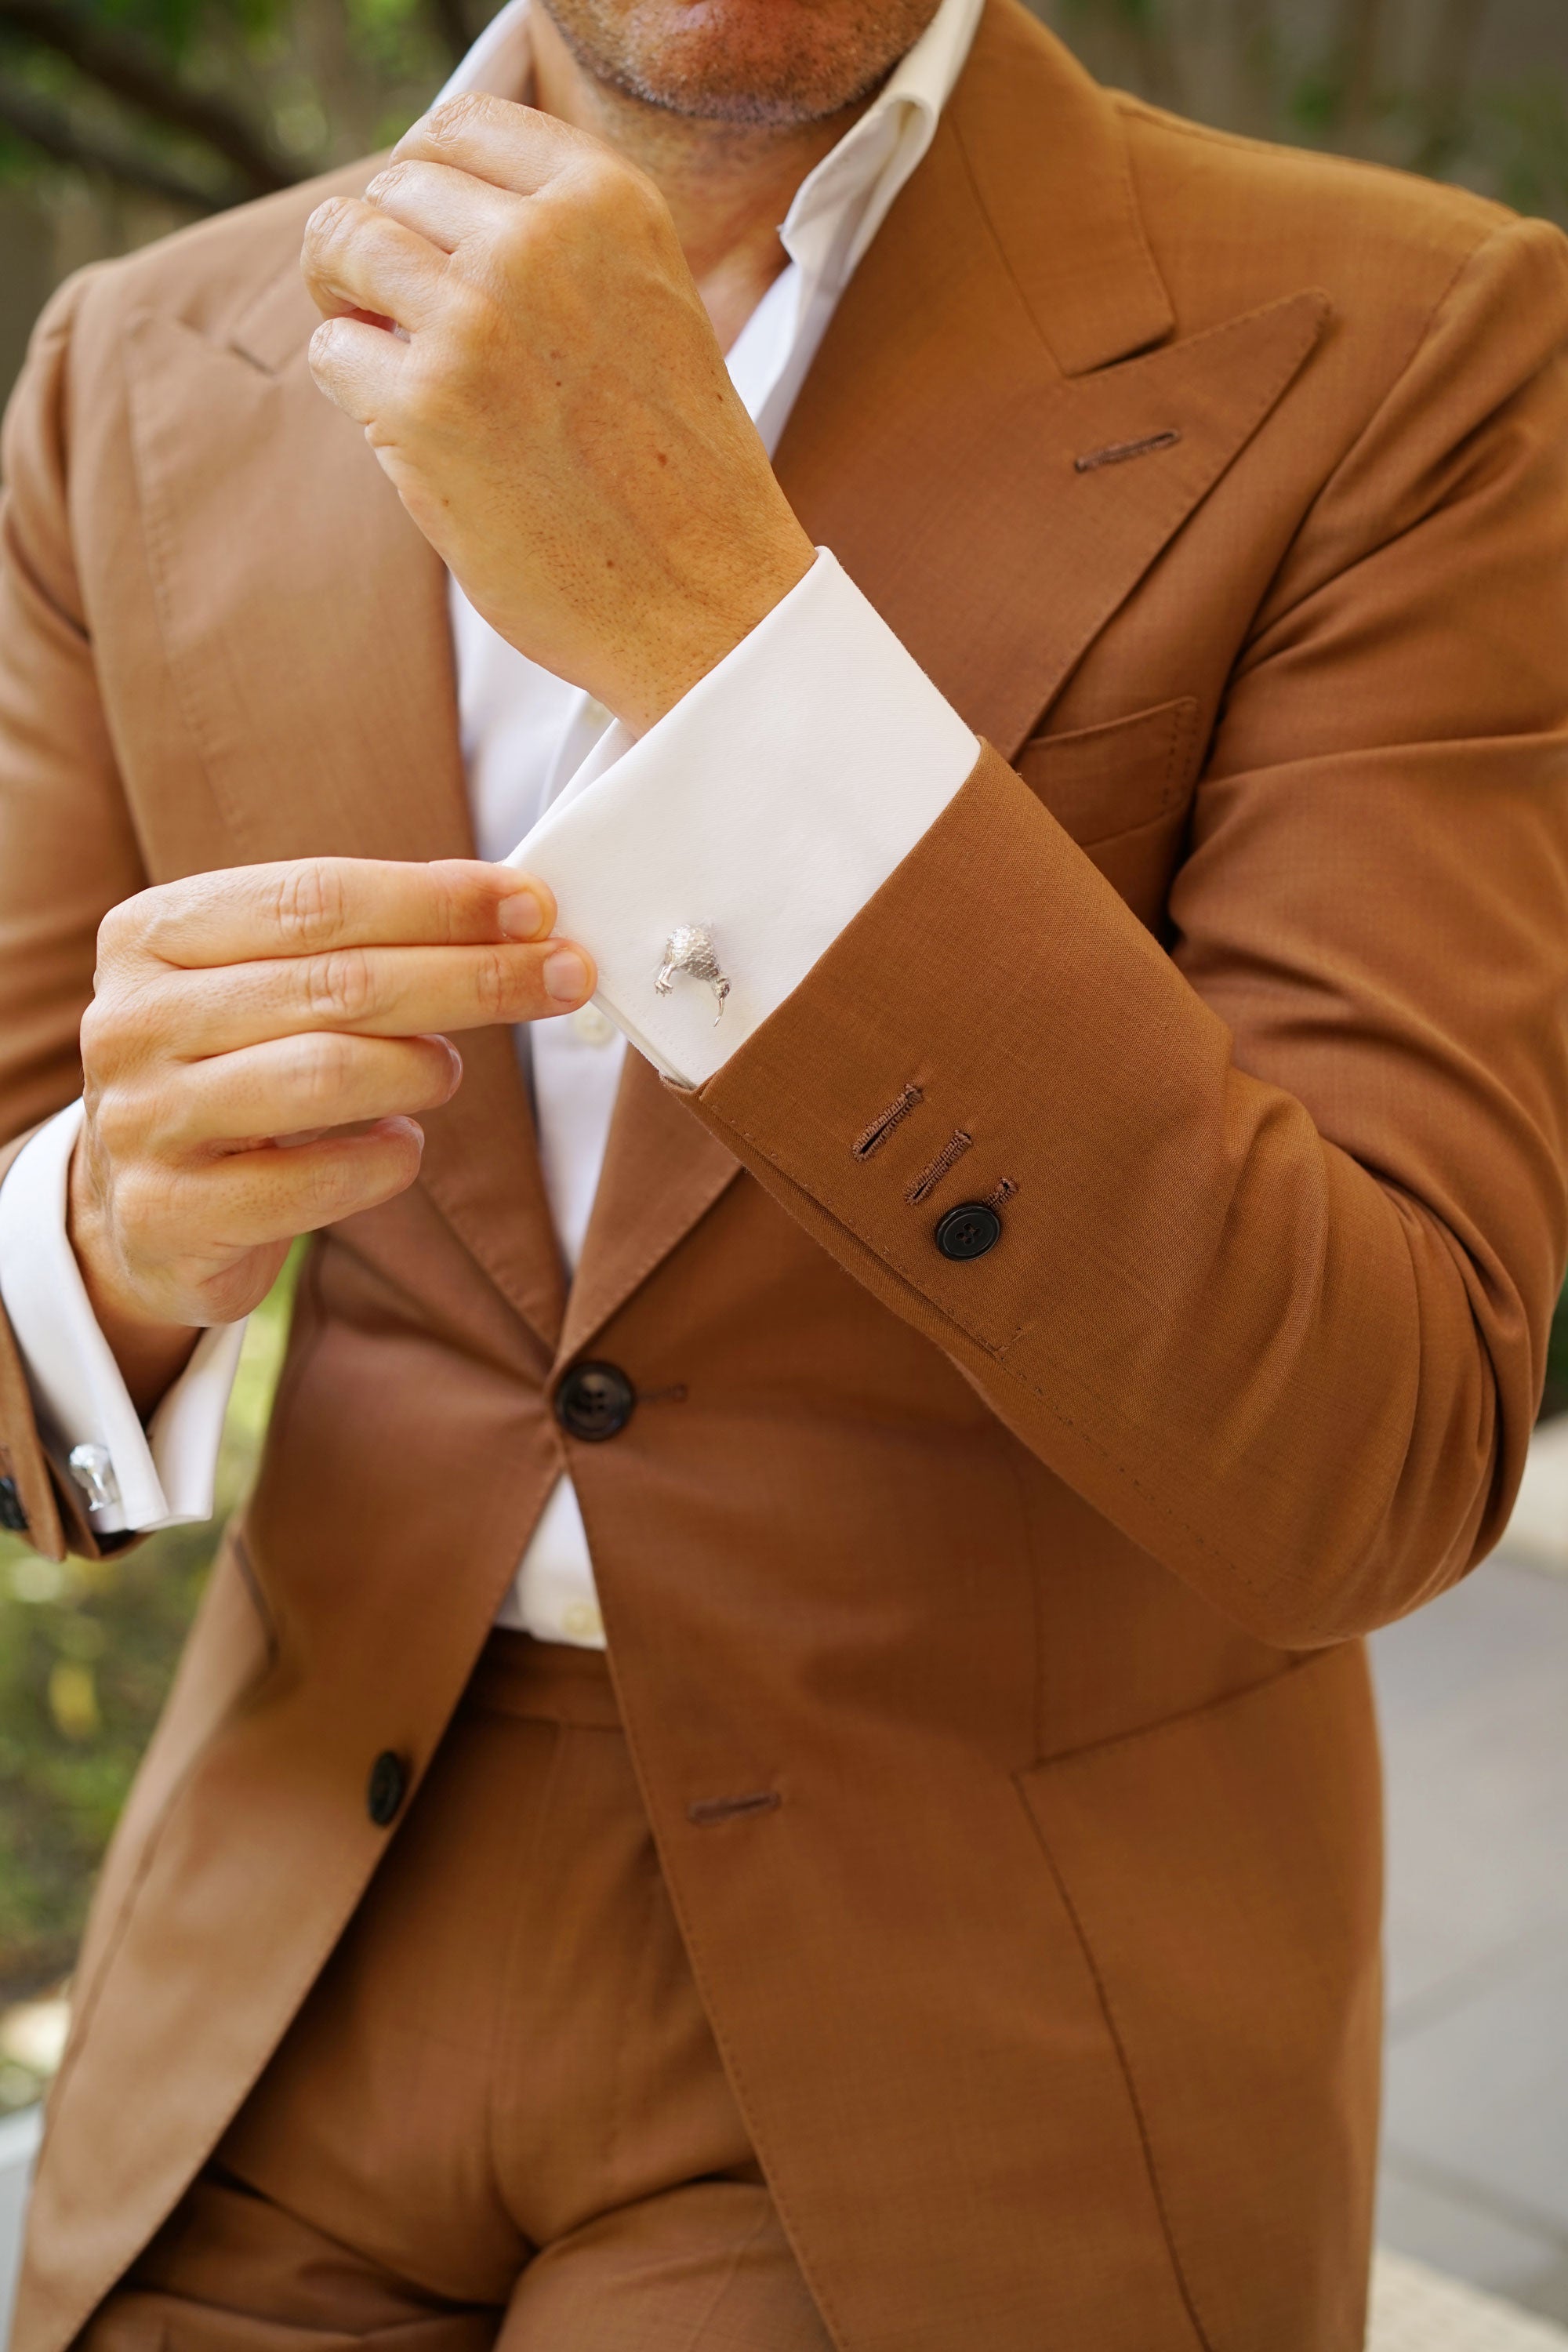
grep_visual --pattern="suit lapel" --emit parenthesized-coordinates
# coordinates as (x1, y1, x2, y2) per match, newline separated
(572, 0, 1328, 1346)
(774, 0, 1327, 760)
(557, 1048, 739, 1367)
(125, 2, 1328, 1363)
(124, 295, 567, 1348)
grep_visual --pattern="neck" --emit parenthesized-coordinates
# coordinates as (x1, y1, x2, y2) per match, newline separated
(528, 9, 871, 350)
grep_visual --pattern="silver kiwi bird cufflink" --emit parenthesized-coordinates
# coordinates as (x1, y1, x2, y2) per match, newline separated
(655, 924, 730, 1023)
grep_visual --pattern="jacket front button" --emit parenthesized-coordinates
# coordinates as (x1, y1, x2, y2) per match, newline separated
(935, 1202, 1003, 1261)
(555, 1362, 637, 1442)
(367, 1751, 408, 1828)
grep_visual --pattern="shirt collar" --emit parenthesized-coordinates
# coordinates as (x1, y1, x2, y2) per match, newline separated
(439, 0, 982, 301)
(777, 0, 982, 293)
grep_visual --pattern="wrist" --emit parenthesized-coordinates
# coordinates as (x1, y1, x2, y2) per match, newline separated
(67, 1142, 200, 1417)
(614, 528, 816, 735)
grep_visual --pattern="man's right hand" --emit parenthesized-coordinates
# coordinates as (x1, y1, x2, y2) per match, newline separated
(69, 857, 594, 1413)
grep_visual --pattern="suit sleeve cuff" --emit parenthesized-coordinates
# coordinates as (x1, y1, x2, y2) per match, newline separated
(0, 1100, 245, 1534)
(506, 549, 980, 1086)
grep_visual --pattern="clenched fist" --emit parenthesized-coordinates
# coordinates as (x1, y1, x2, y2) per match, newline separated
(300, 95, 817, 735)
(70, 857, 593, 1409)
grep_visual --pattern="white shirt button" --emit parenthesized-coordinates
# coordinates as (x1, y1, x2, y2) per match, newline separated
(571, 1004, 618, 1048)
(561, 1599, 604, 1644)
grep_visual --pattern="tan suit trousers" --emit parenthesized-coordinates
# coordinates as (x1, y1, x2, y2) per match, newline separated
(77, 1635, 833, 2352)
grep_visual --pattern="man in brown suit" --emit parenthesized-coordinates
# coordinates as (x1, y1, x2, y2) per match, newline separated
(3, 0, 1568, 2341)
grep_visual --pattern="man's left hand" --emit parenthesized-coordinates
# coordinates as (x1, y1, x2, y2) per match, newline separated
(302, 95, 815, 734)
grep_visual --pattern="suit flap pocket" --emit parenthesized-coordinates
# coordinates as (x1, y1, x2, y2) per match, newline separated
(1015, 1642, 1381, 2350)
(1016, 697, 1201, 845)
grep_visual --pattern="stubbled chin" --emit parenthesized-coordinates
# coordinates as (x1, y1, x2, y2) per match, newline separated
(544, 0, 940, 127)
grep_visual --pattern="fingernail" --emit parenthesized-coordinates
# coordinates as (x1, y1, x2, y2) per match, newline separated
(377, 1116, 425, 1152)
(543, 949, 589, 1004)
(499, 890, 544, 939)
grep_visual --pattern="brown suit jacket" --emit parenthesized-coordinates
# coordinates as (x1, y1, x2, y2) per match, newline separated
(5, 6, 1568, 2347)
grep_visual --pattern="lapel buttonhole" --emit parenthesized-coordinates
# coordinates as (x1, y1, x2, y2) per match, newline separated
(1074, 429, 1184, 475)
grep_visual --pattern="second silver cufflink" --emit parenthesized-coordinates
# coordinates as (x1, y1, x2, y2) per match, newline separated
(68, 1442, 121, 1516)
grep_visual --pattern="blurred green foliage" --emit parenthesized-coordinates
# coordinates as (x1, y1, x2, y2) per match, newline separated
(1544, 1282, 1568, 1425)
(0, 1248, 300, 2030)
(0, 0, 474, 214)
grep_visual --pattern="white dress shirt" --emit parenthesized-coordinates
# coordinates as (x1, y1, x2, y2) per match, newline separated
(0, 0, 983, 1646)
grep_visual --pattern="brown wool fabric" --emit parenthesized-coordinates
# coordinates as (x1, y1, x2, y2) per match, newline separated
(75, 1639, 832, 2352)
(5, 0, 1568, 2345)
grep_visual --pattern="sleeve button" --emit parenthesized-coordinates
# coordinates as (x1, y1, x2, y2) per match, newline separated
(935, 1202, 1002, 1261)
(367, 1751, 409, 1828)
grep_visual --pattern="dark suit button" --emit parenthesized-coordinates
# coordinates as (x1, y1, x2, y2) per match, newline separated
(367, 1751, 408, 1828)
(555, 1362, 637, 1442)
(935, 1202, 1002, 1261)
(0, 1476, 27, 1534)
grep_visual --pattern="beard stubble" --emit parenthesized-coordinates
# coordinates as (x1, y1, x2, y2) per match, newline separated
(535, 0, 947, 128)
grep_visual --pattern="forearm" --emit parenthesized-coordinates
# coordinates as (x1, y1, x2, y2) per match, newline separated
(513, 623, 1555, 1642)
(510, 550, 979, 1080)
(0, 1103, 248, 1543)
(67, 1130, 205, 1416)
(528, 212, 1568, 1646)
(0, 1125, 67, 1559)
(677, 743, 1551, 1646)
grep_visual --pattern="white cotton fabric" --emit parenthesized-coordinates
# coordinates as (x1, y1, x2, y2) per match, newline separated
(0, 1099, 245, 1530)
(508, 551, 978, 1090)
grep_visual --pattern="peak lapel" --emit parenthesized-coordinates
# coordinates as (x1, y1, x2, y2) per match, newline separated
(569, 0, 1329, 1345)
(568, 1, 1327, 1346)
(558, 1048, 739, 1367)
(774, 0, 1329, 758)
(124, 294, 566, 1348)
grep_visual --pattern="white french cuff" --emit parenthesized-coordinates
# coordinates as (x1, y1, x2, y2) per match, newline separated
(0, 1099, 247, 1536)
(506, 550, 980, 1087)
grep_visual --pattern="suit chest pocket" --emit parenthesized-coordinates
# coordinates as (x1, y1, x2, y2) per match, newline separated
(1014, 695, 1203, 925)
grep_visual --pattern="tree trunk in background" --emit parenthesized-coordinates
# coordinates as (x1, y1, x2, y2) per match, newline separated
(0, 195, 52, 403)
(1227, 0, 1277, 136)
(1332, 0, 1388, 140)
(1416, 0, 1492, 172)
